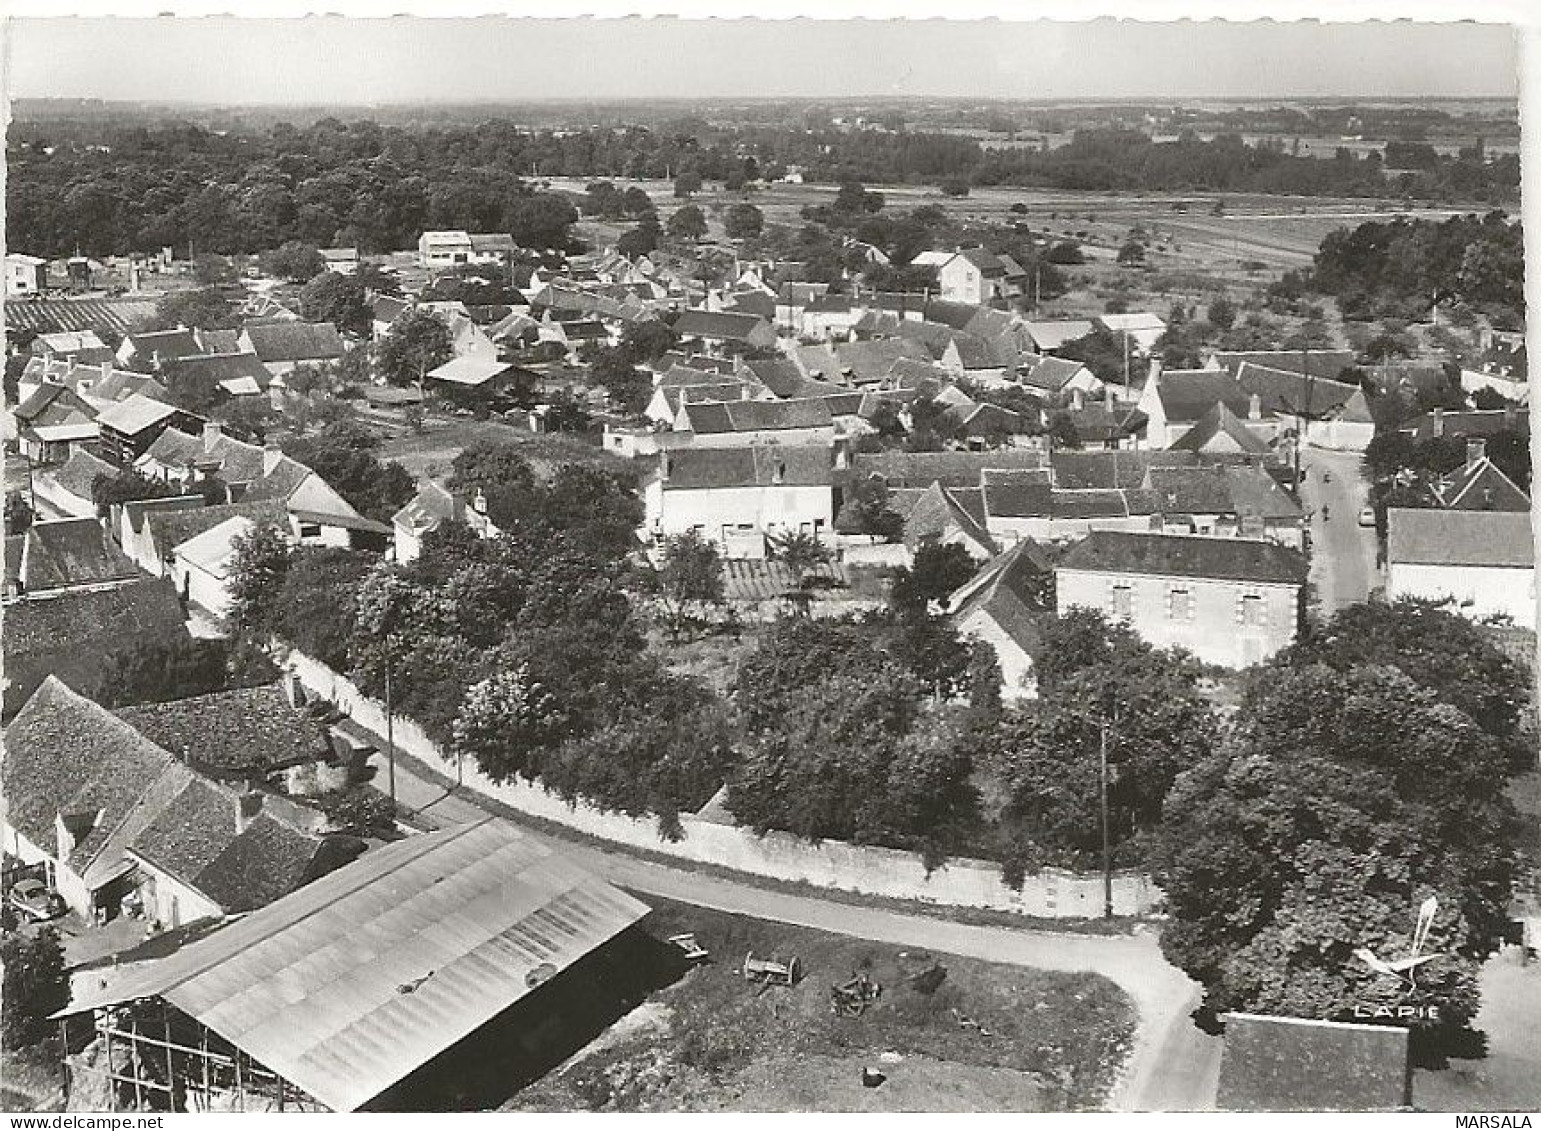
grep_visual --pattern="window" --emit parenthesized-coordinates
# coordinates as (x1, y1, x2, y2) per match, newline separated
(1240, 593, 1267, 627)
(1110, 583, 1133, 619)
(299, 522, 322, 539)
(1167, 587, 1195, 622)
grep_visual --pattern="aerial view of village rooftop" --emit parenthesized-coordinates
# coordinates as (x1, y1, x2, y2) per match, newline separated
(0, 10, 1535, 1119)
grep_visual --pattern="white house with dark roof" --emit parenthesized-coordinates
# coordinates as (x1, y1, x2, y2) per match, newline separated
(1018, 354, 1099, 398)
(642, 445, 835, 557)
(1024, 319, 1096, 354)
(320, 247, 359, 275)
(1429, 439, 1531, 512)
(1097, 312, 1168, 354)
(947, 539, 1055, 701)
(134, 424, 390, 553)
(1168, 401, 1274, 456)
(675, 397, 836, 449)
(1386, 508, 1535, 622)
(392, 481, 499, 564)
(5, 252, 47, 296)
(932, 249, 1028, 307)
(238, 322, 347, 378)
(1056, 530, 1308, 667)
(672, 309, 778, 353)
(116, 328, 208, 373)
(1, 677, 351, 922)
(889, 480, 998, 562)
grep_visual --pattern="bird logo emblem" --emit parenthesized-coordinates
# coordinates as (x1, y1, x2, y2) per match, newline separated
(1353, 895, 1440, 996)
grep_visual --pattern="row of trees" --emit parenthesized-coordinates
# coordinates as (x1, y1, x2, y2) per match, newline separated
(1311, 211, 1524, 328)
(14, 111, 1514, 258)
(227, 443, 735, 836)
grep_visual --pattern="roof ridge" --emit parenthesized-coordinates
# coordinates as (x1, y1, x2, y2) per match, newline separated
(123, 817, 496, 1001)
(24, 677, 182, 872)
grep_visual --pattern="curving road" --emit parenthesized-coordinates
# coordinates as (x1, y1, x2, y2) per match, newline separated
(374, 749, 1221, 1112)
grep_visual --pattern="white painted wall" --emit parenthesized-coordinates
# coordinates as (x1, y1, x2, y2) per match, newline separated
(1386, 562, 1536, 623)
(646, 482, 835, 552)
(1057, 568, 1300, 668)
(955, 607, 1038, 701)
(283, 648, 1163, 917)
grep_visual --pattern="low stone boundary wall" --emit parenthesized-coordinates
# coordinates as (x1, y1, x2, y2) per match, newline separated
(285, 648, 1163, 918)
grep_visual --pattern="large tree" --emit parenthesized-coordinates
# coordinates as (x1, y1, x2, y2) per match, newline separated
(723, 202, 764, 240)
(1, 927, 68, 1050)
(139, 287, 239, 332)
(982, 609, 1215, 875)
(281, 420, 415, 523)
(225, 520, 294, 633)
(299, 270, 371, 335)
(377, 309, 453, 387)
(1281, 599, 1532, 768)
(259, 239, 327, 283)
(667, 205, 708, 242)
(87, 636, 234, 708)
(1156, 663, 1521, 1034)
(648, 530, 726, 641)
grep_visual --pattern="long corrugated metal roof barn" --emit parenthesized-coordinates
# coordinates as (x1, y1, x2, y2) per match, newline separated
(58, 818, 651, 1112)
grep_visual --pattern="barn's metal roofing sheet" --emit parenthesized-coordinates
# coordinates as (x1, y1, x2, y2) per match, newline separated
(57, 818, 650, 1112)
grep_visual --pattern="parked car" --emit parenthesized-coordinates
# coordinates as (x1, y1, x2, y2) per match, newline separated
(9, 878, 65, 922)
(1358, 506, 1377, 527)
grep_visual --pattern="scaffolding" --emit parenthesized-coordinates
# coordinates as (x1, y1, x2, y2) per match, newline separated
(61, 1000, 328, 1114)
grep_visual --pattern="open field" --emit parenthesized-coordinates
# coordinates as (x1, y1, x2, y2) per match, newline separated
(506, 896, 1135, 1113)
(558, 175, 1481, 272)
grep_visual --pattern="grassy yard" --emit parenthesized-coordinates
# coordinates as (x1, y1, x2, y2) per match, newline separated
(376, 414, 628, 481)
(507, 896, 1134, 1113)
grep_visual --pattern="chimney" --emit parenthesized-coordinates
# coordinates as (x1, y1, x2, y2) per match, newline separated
(1466, 437, 1486, 468)
(152, 349, 162, 372)
(282, 670, 307, 708)
(660, 454, 671, 482)
(1071, 387, 1085, 412)
(100, 361, 112, 382)
(235, 790, 263, 835)
(1431, 407, 1445, 437)
(472, 487, 488, 514)
(1247, 393, 1262, 420)
(1104, 381, 1114, 411)
(1503, 404, 1517, 428)
(203, 420, 223, 451)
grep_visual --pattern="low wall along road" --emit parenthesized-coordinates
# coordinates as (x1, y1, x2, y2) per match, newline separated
(286, 649, 1163, 919)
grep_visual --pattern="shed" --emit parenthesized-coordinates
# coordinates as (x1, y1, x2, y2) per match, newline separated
(56, 818, 650, 1112)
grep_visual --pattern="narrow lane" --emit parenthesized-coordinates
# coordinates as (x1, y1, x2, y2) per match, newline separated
(371, 750, 1221, 1111)
(1298, 445, 1378, 616)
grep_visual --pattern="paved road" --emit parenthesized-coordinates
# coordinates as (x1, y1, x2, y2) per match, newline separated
(372, 751, 1221, 1111)
(1298, 446, 1380, 616)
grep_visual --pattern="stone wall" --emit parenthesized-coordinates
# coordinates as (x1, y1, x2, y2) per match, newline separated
(284, 648, 1163, 918)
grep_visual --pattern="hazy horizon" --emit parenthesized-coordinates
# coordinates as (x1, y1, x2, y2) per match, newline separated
(5, 18, 1519, 105)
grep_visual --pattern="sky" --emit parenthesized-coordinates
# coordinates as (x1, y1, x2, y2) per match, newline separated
(2, 16, 1520, 105)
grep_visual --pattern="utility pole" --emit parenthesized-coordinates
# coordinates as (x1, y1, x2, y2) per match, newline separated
(384, 650, 396, 807)
(1099, 696, 1116, 920)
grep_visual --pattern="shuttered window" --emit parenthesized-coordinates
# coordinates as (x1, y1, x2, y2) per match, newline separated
(1167, 587, 1194, 621)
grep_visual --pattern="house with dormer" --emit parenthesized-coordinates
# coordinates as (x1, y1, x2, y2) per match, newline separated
(1, 677, 360, 923)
